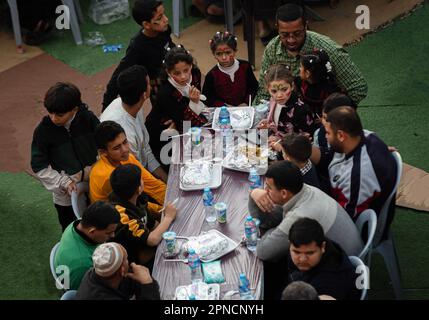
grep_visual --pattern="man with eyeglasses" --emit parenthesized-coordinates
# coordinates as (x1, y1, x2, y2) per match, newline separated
(255, 3, 368, 106)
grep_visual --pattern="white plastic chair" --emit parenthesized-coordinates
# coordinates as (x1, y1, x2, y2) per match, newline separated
(6, 0, 83, 53)
(348, 256, 369, 300)
(369, 151, 403, 299)
(60, 290, 77, 300)
(71, 181, 89, 219)
(355, 209, 377, 262)
(50, 242, 66, 290)
(172, 0, 235, 37)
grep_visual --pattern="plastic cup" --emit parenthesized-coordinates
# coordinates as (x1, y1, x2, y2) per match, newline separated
(214, 202, 227, 224)
(190, 127, 202, 145)
(163, 231, 177, 253)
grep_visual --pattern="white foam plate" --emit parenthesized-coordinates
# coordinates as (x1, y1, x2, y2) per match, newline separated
(212, 107, 255, 130)
(175, 283, 220, 300)
(179, 163, 223, 191)
(184, 229, 240, 263)
(222, 146, 268, 175)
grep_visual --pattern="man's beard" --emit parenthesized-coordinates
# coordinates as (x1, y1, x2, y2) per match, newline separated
(330, 139, 344, 153)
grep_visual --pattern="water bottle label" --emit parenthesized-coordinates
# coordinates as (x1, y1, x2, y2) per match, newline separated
(203, 191, 213, 206)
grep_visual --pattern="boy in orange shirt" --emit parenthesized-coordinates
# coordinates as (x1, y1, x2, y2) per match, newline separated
(90, 121, 166, 213)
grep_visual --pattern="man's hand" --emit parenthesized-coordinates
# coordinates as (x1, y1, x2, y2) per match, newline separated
(251, 189, 275, 212)
(67, 181, 77, 196)
(189, 86, 201, 104)
(126, 263, 153, 285)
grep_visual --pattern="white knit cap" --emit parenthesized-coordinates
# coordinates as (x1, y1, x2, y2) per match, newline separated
(92, 243, 124, 277)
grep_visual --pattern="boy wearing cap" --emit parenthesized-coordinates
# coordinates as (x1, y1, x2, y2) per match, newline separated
(75, 242, 160, 300)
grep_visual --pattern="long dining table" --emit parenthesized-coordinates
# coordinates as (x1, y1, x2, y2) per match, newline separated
(152, 133, 264, 300)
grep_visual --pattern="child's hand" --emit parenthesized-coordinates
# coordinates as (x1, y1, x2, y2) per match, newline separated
(257, 119, 269, 129)
(163, 202, 177, 222)
(189, 86, 200, 103)
(67, 181, 77, 196)
(163, 119, 176, 130)
(268, 136, 283, 152)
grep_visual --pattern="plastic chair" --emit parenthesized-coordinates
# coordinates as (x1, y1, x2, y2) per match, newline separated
(50, 242, 66, 290)
(71, 181, 89, 219)
(60, 290, 77, 300)
(172, 0, 188, 37)
(369, 151, 403, 299)
(6, 0, 83, 53)
(172, 0, 235, 37)
(355, 209, 377, 262)
(348, 256, 369, 300)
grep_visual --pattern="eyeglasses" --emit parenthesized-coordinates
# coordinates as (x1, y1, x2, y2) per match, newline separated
(278, 29, 306, 40)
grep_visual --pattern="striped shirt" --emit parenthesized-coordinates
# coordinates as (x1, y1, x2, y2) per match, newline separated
(255, 31, 368, 105)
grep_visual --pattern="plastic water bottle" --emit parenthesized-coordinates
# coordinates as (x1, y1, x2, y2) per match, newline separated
(254, 102, 269, 124)
(188, 249, 203, 283)
(218, 106, 230, 125)
(248, 168, 262, 191)
(244, 216, 258, 251)
(203, 187, 216, 224)
(220, 119, 234, 153)
(238, 273, 254, 300)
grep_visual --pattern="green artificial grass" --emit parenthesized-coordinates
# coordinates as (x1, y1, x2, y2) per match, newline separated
(1, 2, 429, 300)
(40, 0, 202, 75)
(0, 173, 61, 300)
(347, 4, 429, 107)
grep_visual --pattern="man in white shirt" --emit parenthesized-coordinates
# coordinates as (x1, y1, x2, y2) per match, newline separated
(101, 65, 168, 182)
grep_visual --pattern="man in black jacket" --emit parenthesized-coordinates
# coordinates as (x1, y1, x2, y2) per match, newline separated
(76, 242, 160, 300)
(102, 0, 175, 111)
(286, 217, 361, 300)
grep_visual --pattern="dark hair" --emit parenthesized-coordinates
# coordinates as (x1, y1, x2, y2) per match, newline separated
(325, 106, 363, 137)
(117, 65, 148, 105)
(265, 64, 295, 86)
(281, 133, 312, 163)
(265, 160, 303, 194)
(132, 0, 163, 25)
(110, 164, 142, 200)
(276, 3, 306, 24)
(301, 49, 334, 83)
(95, 121, 125, 150)
(282, 281, 320, 300)
(163, 45, 194, 72)
(81, 201, 120, 229)
(322, 93, 356, 114)
(44, 82, 82, 114)
(289, 218, 325, 247)
(209, 31, 238, 52)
